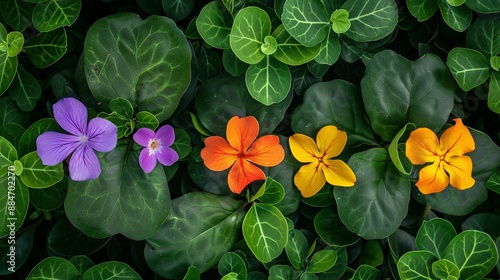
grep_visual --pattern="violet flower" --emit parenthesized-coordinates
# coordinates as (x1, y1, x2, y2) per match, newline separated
(133, 125, 178, 173)
(36, 98, 117, 181)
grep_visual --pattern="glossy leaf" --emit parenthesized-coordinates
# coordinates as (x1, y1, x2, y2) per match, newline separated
(65, 143, 171, 240)
(361, 50, 454, 142)
(486, 166, 500, 194)
(136, 111, 159, 130)
(162, 0, 194, 21)
(273, 25, 321, 66)
(145, 192, 245, 279)
(306, 249, 337, 273)
(0, 122, 25, 147)
(24, 27, 67, 68)
(18, 118, 60, 157)
(0, 224, 36, 274)
(432, 259, 460, 280)
(0, 176, 29, 237)
(350, 264, 381, 280)
(245, 55, 291, 105)
(335, 148, 410, 239)
(291, 65, 322, 96)
(32, 0, 82, 32)
(222, 49, 248, 77)
(6, 32, 23, 57)
(252, 177, 285, 204)
(388, 123, 415, 175)
(26, 257, 80, 280)
(465, 0, 500, 13)
(109, 97, 133, 119)
(330, 9, 350, 34)
(397, 251, 438, 279)
(196, 46, 221, 82)
(0, 51, 18, 95)
(0, 136, 17, 177)
(415, 218, 457, 259)
(172, 128, 192, 160)
(314, 207, 359, 247)
(488, 71, 500, 113)
(447, 47, 490, 91)
(358, 240, 383, 267)
(19, 151, 64, 189)
(218, 252, 247, 280)
(314, 29, 340, 65)
(69, 256, 94, 275)
(29, 177, 67, 211)
(243, 203, 288, 263)
(461, 213, 500, 240)
(82, 261, 141, 280)
(406, 0, 438, 21)
(84, 13, 191, 122)
(285, 229, 308, 270)
(437, 0, 472, 32)
(268, 265, 302, 279)
(183, 266, 201, 280)
(0, 0, 33, 31)
(281, 0, 329, 47)
(0, 95, 27, 126)
(196, 1, 232, 49)
(8, 65, 42, 112)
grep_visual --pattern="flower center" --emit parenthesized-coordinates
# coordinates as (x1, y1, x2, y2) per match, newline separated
(148, 138, 162, 155)
(79, 135, 88, 143)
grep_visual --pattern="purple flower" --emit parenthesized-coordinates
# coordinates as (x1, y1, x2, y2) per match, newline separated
(36, 98, 117, 181)
(133, 125, 179, 173)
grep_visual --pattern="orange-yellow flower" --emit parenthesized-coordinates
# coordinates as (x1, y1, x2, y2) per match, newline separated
(405, 118, 475, 194)
(200, 116, 285, 194)
(289, 125, 356, 198)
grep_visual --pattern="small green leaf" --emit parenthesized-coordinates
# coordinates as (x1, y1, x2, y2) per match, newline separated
(488, 71, 500, 113)
(187, 112, 212, 136)
(13, 160, 22, 176)
(416, 218, 457, 259)
(486, 166, 500, 194)
(172, 128, 192, 160)
(330, 9, 351, 34)
(281, 0, 330, 47)
(261, 35, 278, 55)
(406, 0, 438, 22)
(183, 266, 200, 280)
(19, 151, 64, 188)
(109, 97, 134, 119)
(273, 24, 321, 66)
(0, 51, 18, 95)
(351, 264, 381, 280)
(285, 229, 308, 270)
(135, 111, 159, 131)
(446, 0, 466, 6)
(252, 177, 285, 204)
(447, 47, 490, 91)
(32, 0, 82, 32)
(82, 261, 141, 280)
(358, 240, 383, 267)
(8, 65, 42, 111)
(438, 0, 472, 32)
(221, 272, 238, 280)
(24, 27, 67, 68)
(432, 259, 460, 279)
(306, 249, 337, 273)
(6, 32, 24, 57)
(268, 265, 302, 279)
(245, 55, 291, 105)
(0, 136, 17, 177)
(218, 252, 247, 280)
(196, 1, 232, 49)
(26, 257, 80, 280)
(397, 251, 438, 279)
(388, 123, 415, 175)
(491, 56, 500, 71)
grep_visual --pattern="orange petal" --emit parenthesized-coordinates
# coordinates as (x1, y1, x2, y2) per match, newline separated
(322, 159, 356, 187)
(416, 161, 449, 194)
(245, 135, 285, 167)
(406, 128, 440, 165)
(226, 116, 259, 152)
(289, 133, 320, 163)
(316, 125, 347, 159)
(440, 118, 475, 157)
(227, 158, 265, 194)
(294, 162, 326, 198)
(201, 136, 238, 171)
(443, 156, 475, 190)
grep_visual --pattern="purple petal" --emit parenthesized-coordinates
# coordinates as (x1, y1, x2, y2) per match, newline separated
(68, 144, 101, 181)
(87, 117, 117, 152)
(156, 125, 175, 146)
(139, 148, 157, 173)
(36, 132, 81, 165)
(133, 128, 155, 147)
(157, 146, 179, 166)
(53, 98, 88, 136)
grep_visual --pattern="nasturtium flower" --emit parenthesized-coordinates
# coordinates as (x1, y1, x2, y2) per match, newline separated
(36, 98, 117, 181)
(133, 125, 179, 173)
(289, 125, 356, 198)
(200, 116, 285, 194)
(405, 118, 475, 194)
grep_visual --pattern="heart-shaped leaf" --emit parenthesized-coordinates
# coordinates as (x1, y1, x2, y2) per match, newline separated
(406, 0, 438, 22)
(415, 218, 457, 259)
(24, 27, 67, 68)
(447, 47, 490, 91)
(84, 13, 191, 122)
(281, 0, 329, 47)
(26, 257, 80, 280)
(82, 261, 141, 280)
(330, 9, 351, 34)
(196, 1, 232, 49)
(6, 32, 24, 57)
(245, 55, 291, 105)
(19, 151, 64, 189)
(32, 0, 82, 32)
(109, 98, 133, 119)
(8, 65, 41, 112)
(438, 0, 472, 32)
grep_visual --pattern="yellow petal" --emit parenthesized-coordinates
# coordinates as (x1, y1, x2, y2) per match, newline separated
(226, 116, 259, 152)
(416, 161, 449, 194)
(440, 118, 475, 157)
(406, 128, 440, 165)
(322, 159, 356, 187)
(316, 125, 347, 159)
(443, 156, 475, 190)
(289, 133, 320, 163)
(294, 162, 326, 198)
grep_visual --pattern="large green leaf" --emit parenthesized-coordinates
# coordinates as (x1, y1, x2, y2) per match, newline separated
(488, 71, 500, 113)
(466, 18, 500, 59)
(243, 203, 288, 263)
(19, 151, 64, 189)
(145, 192, 245, 279)
(0, 136, 17, 177)
(415, 218, 457, 259)
(462, 213, 500, 240)
(245, 55, 291, 105)
(291, 79, 378, 148)
(26, 257, 80, 280)
(442, 230, 498, 279)
(0, 176, 29, 237)
(0, 0, 33, 31)
(65, 143, 171, 240)
(196, 1, 232, 49)
(7, 65, 42, 111)
(314, 207, 359, 247)
(361, 50, 455, 142)
(82, 261, 141, 280)
(406, 0, 438, 21)
(84, 13, 191, 122)
(334, 148, 411, 239)
(437, 0, 472, 32)
(447, 47, 490, 91)
(0, 51, 18, 95)
(230, 6, 271, 64)
(162, 0, 195, 21)
(32, 0, 82, 32)
(397, 251, 438, 279)
(24, 27, 67, 68)
(281, 0, 330, 47)
(465, 0, 500, 13)
(273, 24, 321, 66)
(341, 0, 398, 42)
(0, 122, 25, 148)
(29, 177, 67, 211)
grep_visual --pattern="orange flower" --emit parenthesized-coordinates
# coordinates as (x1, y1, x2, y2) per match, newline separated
(405, 118, 475, 194)
(200, 116, 285, 194)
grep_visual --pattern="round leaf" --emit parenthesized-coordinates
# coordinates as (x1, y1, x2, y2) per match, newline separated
(397, 251, 438, 279)
(5, 32, 24, 57)
(415, 218, 457, 259)
(109, 97, 133, 119)
(273, 24, 321, 66)
(314, 207, 359, 247)
(252, 177, 285, 204)
(218, 252, 247, 280)
(32, 0, 82, 32)
(84, 13, 191, 122)
(24, 27, 67, 68)
(281, 0, 330, 47)
(330, 9, 351, 34)
(26, 257, 80, 280)
(171, 128, 192, 160)
(29, 177, 67, 211)
(0, 122, 25, 147)
(82, 261, 141, 280)
(466, 18, 500, 59)
(406, 0, 438, 22)
(135, 111, 159, 131)
(196, 1, 232, 49)
(351, 264, 381, 279)
(306, 249, 337, 274)
(245, 55, 291, 105)
(437, 0, 472, 32)
(19, 151, 64, 188)
(432, 259, 460, 280)
(447, 47, 490, 91)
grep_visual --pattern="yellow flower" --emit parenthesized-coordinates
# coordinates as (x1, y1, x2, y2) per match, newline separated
(405, 118, 475, 194)
(289, 125, 356, 198)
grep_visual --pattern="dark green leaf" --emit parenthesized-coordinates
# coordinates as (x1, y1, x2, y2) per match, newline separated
(7, 65, 42, 111)
(162, 0, 194, 21)
(33, 0, 82, 32)
(465, 0, 500, 13)
(488, 71, 500, 113)
(317, 246, 348, 280)
(447, 47, 490, 91)
(196, 46, 222, 82)
(0, 0, 33, 31)
(252, 177, 285, 204)
(281, 0, 329, 47)
(350, 264, 381, 280)
(82, 261, 141, 280)
(397, 251, 438, 279)
(69, 255, 94, 275)
(24, 27, 67, 68)
(222, 49, 249, 77)
(0, 95, 27, 126)
(19, 151, 64, 188)
(486, 165, 500, 194)
(196, 1, 232, 49)
(466, 18, 499, 59)
(306, 250, 337, 273)
(273, 24, 321, 66)
(437, 0, 472, 32)
(0, 224, 36, 275)
(314, 29, 340, 65)
(29, 177, 67, 211)
(462, 213, 500, 240)
(0, 122, 25, 147)
(415, 218, 457, 259)
(0, 136, 17, 177)
(285, 229, 308, 270)
(291, 65, 321, 96)
(172, 128, 192, 160)
(245, 55, 291, 105)
(358, 240, 383, 267)
(109, 97, 133, 119)
(314, 207, 359, 247)
(0, 176, 28, 237)
(218, 252, 247, 280)
(26, 257, 80, 280)
(406, 0, 438, 21)
(0, 51, 17, 95)
(18, 118, 60, 157)
(268, 265, 302, 280)
(135, 111, 159, 131)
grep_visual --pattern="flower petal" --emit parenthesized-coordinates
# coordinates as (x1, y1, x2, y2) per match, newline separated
(416, 161, 449, 194)
(68, 144, 101, 181)
(87, 117, 117, 152)
(227, 158, 265, 194)
(36, 131, 81, 165)
(294, 162, 326, 198)
(444, 156, 475, 190)
(289, 133, 320, 163)
(406, 128, 440, 165)
(133, 128, 155, 147)
(201, 136, 238, 171)
(316, 125, 347, 159)
(157, 146, 179, 166)
(226, 116, 259, 152)
(440, 118, 475, 157)
(156, 125, 175, 146)
(53, 97, 88, 136)
(322, 159, 356, 187)
(139, 148, 157, 173)
(245, 135, 285, 167)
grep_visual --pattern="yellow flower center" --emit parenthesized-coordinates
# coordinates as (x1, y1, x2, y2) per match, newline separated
(148, 138, 162, 156)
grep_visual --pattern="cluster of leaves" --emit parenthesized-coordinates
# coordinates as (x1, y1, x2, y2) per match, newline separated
(1, 0, 500, 279)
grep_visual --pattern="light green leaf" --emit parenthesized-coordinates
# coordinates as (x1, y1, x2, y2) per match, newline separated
(245, 55, 291, 105)
(314, 29, 340, 65)
(0, 136, 17, 177)
(19, 151, 64, 188)
(24, 27, 67, 68)
(466, 17, 499, 59)
(33, 0, 82, 32)
(0, 0, 33, 31)
(136, 111, 159, 131)
(243, 203, 288, 263)
(162, 0, 195, 21)
(397, 251, 438, 279)
(486, 165, 500, 194)
(196, 1, 232, 49)
(273, 25, 321, 66)
(447, 47, 490, 91)
(406, 0, 438, 21)
(330, 9, 351, 34)
(26, 257, 80, 280)
(447, 0, 466, 6)
(0, 51, 18, 95)
(6, 32, 24, 57)
(488, 71, 500, 113)
(432, 259, 460, 280)
(438, 0, 472, 32)
(261, 35, 278, 56)
(281, 0, 330, 47)
(230, 6, 271, 64)
(285, 229, 308, 270)
(109, 97, 134, 119)
(351, 264, 381, 280)
(218, 252, 247, 280)
(82, 261, 142, 280)
(0, 175, 29, 237)
(183, 266, 200, 280)
(491, 56, 500, 71)
(388, 123, 415, 175)
(8, 65, 42, 111)
(306, 250, 337, 273)
(415, 218, 457, 259)
(252, 176, 285, 204)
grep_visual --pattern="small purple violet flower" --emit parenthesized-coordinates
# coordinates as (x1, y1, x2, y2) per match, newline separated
(133, 125, 179, 173)
(36, 98, 117, 181)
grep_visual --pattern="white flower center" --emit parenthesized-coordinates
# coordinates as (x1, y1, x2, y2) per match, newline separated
(79, 135, 88, 143)
(148, 138, 162, 156)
